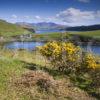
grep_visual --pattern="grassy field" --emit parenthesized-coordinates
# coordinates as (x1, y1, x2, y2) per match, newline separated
(0, 20, 32, 37)
(0, 49, 99, 100)
(32, 32, 70, 41)
(0, 29, 100, 99)
(31, 30, 100, 42)
(0, 49, 46, 100)
(69, 30, 100, 39)
(0, 48, 99, 100)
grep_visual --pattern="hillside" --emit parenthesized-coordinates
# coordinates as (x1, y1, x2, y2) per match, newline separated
(66, 24, 100, 31)
(0, 20, 32, 37)
(70, 30, 100, 39)
(15, 22, 35, 33)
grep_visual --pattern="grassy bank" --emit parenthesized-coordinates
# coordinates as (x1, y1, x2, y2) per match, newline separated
(0, 48, 99, 100)
(0, 20, 33, 37)
(0, 30, 100, 43)
(31, 30, 100, 42)
(0, 30, 100, 100)
(70, 30, 100, 39)
(32, 32, 70, 42)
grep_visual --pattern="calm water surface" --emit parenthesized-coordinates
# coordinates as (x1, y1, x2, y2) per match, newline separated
(5, 41, 100, 55)
(36, 29, 65, 34)
(5, 42, 44, 50)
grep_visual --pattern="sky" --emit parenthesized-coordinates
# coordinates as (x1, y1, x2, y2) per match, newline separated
(0, 0, 100, 26)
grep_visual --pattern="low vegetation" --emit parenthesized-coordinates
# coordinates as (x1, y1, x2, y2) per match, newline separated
(38, 41, 98, 71)
(38, 41, 100, 99)
(70, 30, 100, 39)
(0, 21, 100, 99)
(31, 30, 100, 44)
(32, 32, 70, 42)
(0, 20, 32, 37)
(0, 41, 100, 100)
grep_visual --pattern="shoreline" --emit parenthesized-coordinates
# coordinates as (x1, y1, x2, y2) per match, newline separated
(1, 39, 100, 46)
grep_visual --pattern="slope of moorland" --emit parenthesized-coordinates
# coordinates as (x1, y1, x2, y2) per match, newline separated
(65, 24, 100, 31)
(0, 20, 32, 37)
(70, 30, 100, 39)
(31, 30, 100, 42)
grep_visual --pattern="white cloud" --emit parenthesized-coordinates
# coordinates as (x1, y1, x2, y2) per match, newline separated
(8, 8, 100, 26)
(34, 16, 54, 23)
(35, 16, 41, 19)
(77, 0, 90, 3)
(56, 8, 100, 24)
(33, 16, 46, 23)
(11, 14, 17, 19)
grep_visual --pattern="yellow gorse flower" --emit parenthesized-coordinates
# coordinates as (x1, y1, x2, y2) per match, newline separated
(84, 54, 97, 69)
(38, 41, 98, 71)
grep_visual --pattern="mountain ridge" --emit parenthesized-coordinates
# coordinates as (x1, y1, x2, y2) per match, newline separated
(16, 22, 68, 30)
(16, 22, 100, 31)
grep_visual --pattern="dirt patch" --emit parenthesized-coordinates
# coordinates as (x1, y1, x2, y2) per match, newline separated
(14, 70, 96, 100)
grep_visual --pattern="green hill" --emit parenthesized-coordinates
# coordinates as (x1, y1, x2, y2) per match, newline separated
(0, 20, 32, 37)
(70, 30, 100, 39)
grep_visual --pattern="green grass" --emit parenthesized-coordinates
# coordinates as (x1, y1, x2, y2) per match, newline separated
(0, 20, 32, 37)
(32, 32, 70, 41)
(0, 57, 26, 99)
(69, 30, 100, 39)
(32, 30, 100, 42)
(0, 49, 32, 99)
(0, 47, 99, 100)
(0, 49, 58, 100)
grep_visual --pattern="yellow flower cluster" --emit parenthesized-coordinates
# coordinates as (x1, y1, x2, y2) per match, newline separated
(38, 41, 82, 71)
(38, 41, 61, 57)
(61, 42, 81, 62)
(84, 53, 97, 69)
(62, 42, 76, 54)
(38, 41, 98, 71)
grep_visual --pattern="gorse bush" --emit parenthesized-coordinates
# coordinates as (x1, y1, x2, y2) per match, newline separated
(38, 41, 100, 98)
(83, 53, 97, 69)
(38, 41, 98, 73)
(38, 41, 79, 72)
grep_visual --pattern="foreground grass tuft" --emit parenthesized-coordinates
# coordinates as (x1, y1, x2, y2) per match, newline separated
(0, 49, 99, 100)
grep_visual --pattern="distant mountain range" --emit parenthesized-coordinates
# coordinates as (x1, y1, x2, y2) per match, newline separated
(16, 22, 100, 31)
(0, 19, 100, 38)
(16, 22, 67, 30)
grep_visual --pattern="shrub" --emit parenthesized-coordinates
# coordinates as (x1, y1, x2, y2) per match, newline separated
(38, 41, 82, 73)
(83, 53, 97, 69)
(38, 41, 98, 73)
(38, 41, 100, 99)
